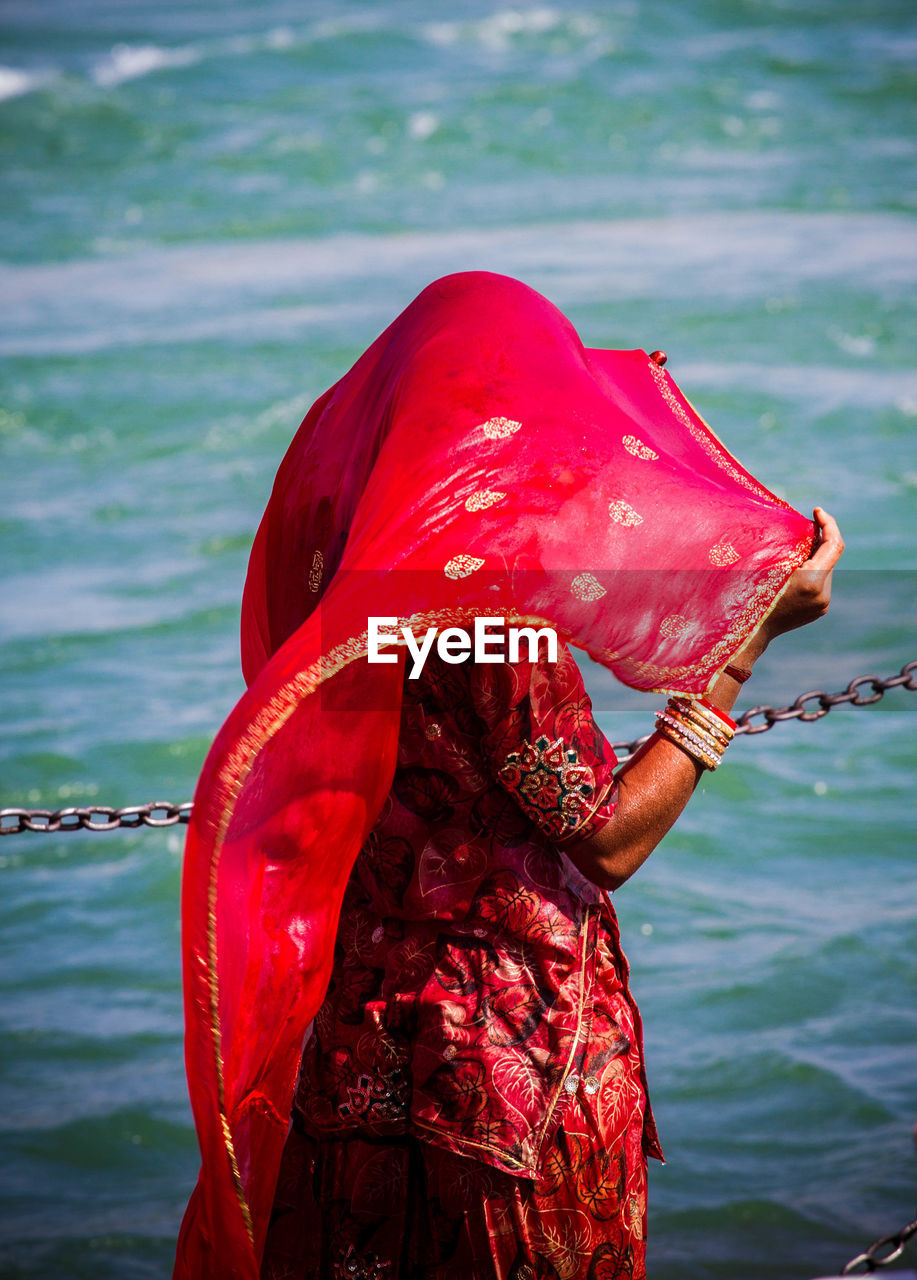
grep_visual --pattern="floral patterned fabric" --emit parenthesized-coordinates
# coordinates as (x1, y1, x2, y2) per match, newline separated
(262, 932, 649, 1280)
(262, 639, 661, 1275)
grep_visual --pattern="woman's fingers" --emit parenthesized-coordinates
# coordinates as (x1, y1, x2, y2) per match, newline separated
(807, 506, 845, 571)
(794, 507, 844, 620)
(764, 507, 845, 639)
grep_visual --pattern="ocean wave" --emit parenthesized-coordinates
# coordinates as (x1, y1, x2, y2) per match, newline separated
(0, 65, 53, 102)
(423, 7, 599, 50)
(90, 42, 202, 89)
(18, 13, 433, 100)
(3, 20, 372, 100)
(1, 211, 915, 357)
(88, 25, 313, 89)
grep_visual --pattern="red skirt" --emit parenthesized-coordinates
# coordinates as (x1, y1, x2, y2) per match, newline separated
(261, 934, 648, 1280)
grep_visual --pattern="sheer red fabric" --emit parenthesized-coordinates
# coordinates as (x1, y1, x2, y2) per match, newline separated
(174, 272, 815, 1278)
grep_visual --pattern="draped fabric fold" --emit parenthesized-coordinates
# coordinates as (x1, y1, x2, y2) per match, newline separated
(174, 271, 815, 1278)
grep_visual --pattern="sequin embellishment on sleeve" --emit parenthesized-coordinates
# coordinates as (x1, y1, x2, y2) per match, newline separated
(498, 735, 598, 841)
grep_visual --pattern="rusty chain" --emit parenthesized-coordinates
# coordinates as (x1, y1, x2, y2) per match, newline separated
(840, 1213, 917, 1274)
(733, 660, 917, 733)
(0, 801, 193, 837)
(615, 658, 917, 761)
(1, 659, 914, 837)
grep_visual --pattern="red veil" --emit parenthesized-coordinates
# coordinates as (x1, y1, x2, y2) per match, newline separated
(174, 272, 814, 1278)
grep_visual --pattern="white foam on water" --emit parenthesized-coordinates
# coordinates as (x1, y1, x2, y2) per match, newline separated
(91, 41, 202, 88)
(0, 65, 51, 101)
(0, 13, 604, 106)
(424, 7, 568, 50)
(2, 211, 914, 359)
(77, 16, 419, 94)
(0, 555, 220, 640)
(310, 12, 393, 42)
(407, 110, 440, 141)
(87, 21, 335, 91)
(0, 301, 374, 357)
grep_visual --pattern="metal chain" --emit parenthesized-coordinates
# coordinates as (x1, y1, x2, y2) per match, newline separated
(0, 801, 193, 837)
(730, 659, 917, 736)
(841, 1213, 917, 1273)
(2, 659, 915, 837)
(612, 658, 917, 758)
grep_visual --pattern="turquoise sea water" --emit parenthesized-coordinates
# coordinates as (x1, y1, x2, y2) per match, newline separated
(1, 2, 915, 1277)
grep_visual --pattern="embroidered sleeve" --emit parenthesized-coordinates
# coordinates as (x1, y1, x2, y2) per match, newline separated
(469, 639, 619, 845)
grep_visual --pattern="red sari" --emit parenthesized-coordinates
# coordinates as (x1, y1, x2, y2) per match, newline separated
(260, 637, 659, 1279)
(174, 272, 815, 1278)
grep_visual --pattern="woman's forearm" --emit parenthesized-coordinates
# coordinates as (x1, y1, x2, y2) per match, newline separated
(564, 632, 768, 891)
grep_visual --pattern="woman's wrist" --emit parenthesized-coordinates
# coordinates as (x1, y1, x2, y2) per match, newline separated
(706, 630, 767, 716)
(731, 626, 770, 672)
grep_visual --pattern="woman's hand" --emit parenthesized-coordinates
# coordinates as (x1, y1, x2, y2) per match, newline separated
(763, 506, 845, 640)
(732, 507, 845, 668)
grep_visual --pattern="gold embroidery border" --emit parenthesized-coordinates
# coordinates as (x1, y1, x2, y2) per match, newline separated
(200, 559, 811, 1236)
(648, 360, 763, 496)
(679, 384, 796, 513)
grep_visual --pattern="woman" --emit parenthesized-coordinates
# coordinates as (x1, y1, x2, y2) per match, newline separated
(174, 272, 843, 1280)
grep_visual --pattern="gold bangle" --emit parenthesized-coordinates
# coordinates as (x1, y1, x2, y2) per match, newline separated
(670, 696, 735, 742)
(668, 705, 732, 752)
(655, 712, 723, 770)
(655, 721, 720, 771)
(662, 703, 730, 756)
(657, 701, 732, 770)
(658, 716, 722, 764)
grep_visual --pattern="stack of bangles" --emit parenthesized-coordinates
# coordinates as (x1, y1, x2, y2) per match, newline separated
(654, 696, 737, 771)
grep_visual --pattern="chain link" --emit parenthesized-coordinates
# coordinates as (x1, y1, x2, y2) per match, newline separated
(612, 655, 911, 752)
(1, 660, 914, 836)
(0, 801, 193, 837)
(841, 1214, 917, 1274)
(612, 659, 916, 753)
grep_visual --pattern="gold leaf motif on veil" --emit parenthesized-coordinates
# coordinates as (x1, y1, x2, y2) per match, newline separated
(444, 555, 485, 579)
(708, 541, 740, 567)
(608, 499, 643, 527)
(465, 489, 507, 513)
(480, 416, 522, 440)
(622, 435, 658, 461)
(570, 573, 607, 602)
(660, 614, 688, 638)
